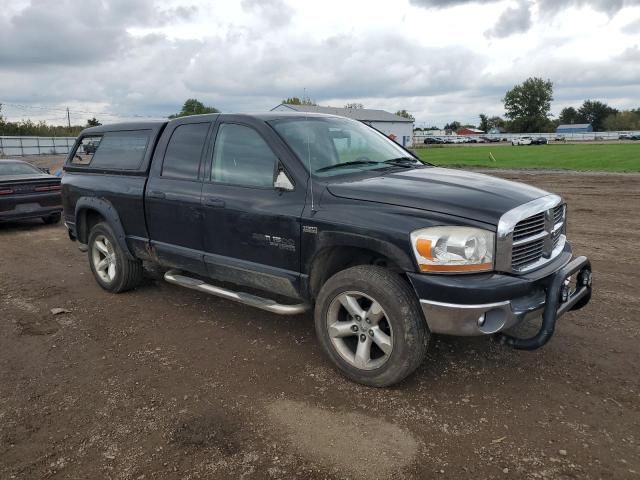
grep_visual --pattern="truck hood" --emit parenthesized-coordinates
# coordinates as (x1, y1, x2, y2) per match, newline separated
(326, 167, 549, 225)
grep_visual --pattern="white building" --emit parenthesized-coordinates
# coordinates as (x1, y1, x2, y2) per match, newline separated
(271, 104, 414, 147)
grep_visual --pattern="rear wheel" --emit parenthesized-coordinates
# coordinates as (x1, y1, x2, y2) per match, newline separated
(88, 222, 143, 293)
(314, 265, 429, 387)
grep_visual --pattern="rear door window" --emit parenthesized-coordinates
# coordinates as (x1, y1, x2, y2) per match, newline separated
(90, 130, 151, 170)
(162, 123, 210, 180)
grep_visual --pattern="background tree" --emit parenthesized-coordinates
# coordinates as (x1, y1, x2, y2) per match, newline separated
(603, 110, 640, 131)
(169, 98, 219, 118)
(576, 100, 618, 131)
(479, 114, 490, 132)
(488, 115, 506, 132)
(558, 107, 579, 125)
(0, 118, 83, 136)
(344, 102, 364, 109)
(444, 121, 461, 132)
(283, 96, 317, 106)
(395, 109, 415, 121)
(86, 117, 102, 127)
(478, 115, 506, 132)
(503, 77, 554, 133)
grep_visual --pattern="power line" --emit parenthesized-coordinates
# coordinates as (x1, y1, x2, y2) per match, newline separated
(0, 101, 170, 119)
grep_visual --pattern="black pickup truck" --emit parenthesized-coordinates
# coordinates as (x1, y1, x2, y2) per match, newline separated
(62, 113, 592, 387)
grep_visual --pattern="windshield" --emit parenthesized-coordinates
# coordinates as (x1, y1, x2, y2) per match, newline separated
(0, 161, 42, 176)
(269, 117, 420, 176)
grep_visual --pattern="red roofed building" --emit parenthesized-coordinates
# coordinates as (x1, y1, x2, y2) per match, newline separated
(456, 127, 484, 135)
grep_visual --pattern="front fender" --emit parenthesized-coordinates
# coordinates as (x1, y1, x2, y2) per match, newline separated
(312, 230, 415, 272)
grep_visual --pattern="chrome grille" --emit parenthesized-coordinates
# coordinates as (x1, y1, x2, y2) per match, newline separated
(553, 204, 564, 225)
(496, 195, 567, 274)
(513, 212, 545, 241)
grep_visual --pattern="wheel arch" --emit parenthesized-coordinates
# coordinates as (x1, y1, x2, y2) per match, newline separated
(307, 233, 415, 300)
(75, 197, 135, 260)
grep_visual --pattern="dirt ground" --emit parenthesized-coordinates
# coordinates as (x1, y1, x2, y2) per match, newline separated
(1, 156, 639, 479)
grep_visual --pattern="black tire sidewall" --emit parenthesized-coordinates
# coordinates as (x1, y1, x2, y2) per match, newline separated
(314, 266, 428, 387)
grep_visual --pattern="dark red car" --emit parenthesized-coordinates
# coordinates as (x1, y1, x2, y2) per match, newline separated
(0, 159, 62, 224)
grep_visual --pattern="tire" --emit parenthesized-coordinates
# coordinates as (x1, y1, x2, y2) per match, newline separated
(87, 222, 143, 293)
(43, 213, 61, 224)
(314, 265, 430, 387)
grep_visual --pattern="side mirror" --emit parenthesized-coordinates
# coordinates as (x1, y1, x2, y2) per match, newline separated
(274, 170, 294, 191)
(40, 167, 51, 174)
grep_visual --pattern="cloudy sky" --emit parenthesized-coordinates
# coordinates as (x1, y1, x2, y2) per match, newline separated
(0, 0, 639, 127)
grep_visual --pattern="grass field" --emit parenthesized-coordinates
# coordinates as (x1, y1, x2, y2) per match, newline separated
(415, 143, 640, 172)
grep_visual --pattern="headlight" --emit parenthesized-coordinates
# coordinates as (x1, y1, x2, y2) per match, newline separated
(410, 226, 495, 273)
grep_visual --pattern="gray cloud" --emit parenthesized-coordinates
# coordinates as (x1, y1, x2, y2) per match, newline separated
(485, 1, 532, 38)
(537, 0, 640, 16)
(409, 0, 498, 6)
(241, 0, 294, 28)
(622, 17, 640, 33)
(411, 0, 640, 12)
(182, 31, 486, 100)
(412, 0, 640, 38)
(0, 0, 197, 66)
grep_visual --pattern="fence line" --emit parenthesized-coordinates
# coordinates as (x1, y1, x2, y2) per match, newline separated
(413, 130, 640, 146)
(0, 136, 76, 157)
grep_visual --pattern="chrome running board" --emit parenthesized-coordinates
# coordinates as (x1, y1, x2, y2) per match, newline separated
(164, 269, 309, 315)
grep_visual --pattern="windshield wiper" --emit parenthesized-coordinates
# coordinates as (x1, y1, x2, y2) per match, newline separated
(383, 156, 423, 167)
(315, 160, 381, 172)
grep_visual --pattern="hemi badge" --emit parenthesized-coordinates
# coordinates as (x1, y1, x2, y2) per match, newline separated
(303, 226, 318, 234)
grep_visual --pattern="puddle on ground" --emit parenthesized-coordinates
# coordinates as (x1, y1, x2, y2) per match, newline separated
(266, 399, 420, 479)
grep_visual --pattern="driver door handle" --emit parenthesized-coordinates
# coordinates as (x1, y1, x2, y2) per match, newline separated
(148, 191, 166, 200)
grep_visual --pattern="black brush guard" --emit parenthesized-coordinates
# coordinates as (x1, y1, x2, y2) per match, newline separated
(496, 256, 592, 350)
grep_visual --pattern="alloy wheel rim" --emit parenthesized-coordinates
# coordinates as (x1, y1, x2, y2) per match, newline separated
(326, 291, 393, 371)
(92, 235, 117, 283)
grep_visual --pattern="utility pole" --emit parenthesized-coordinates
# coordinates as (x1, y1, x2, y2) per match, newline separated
(66, 107, 71, 129)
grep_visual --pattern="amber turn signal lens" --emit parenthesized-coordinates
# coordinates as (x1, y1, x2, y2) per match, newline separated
(416, 239, 433, 260)
(419, 263, 493, 273)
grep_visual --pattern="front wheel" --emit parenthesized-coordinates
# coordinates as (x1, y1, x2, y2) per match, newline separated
(88, 222, 143, 293)
(314, 266, 429, 387)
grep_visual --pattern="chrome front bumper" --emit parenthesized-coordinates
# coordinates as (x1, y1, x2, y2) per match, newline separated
(419, 256, 592, 338)
(420, 290, 547, 336)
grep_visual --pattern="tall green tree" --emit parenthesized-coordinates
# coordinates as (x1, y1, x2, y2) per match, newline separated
(503, 77, 554, 133)
(478, 114, 489, 132)
(169, 98, 219, 118)
(86, 117, 101, 127)
(576, 100, 618, 131)
(559, 107, 579, 125)
(395, 109, 415, 121)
